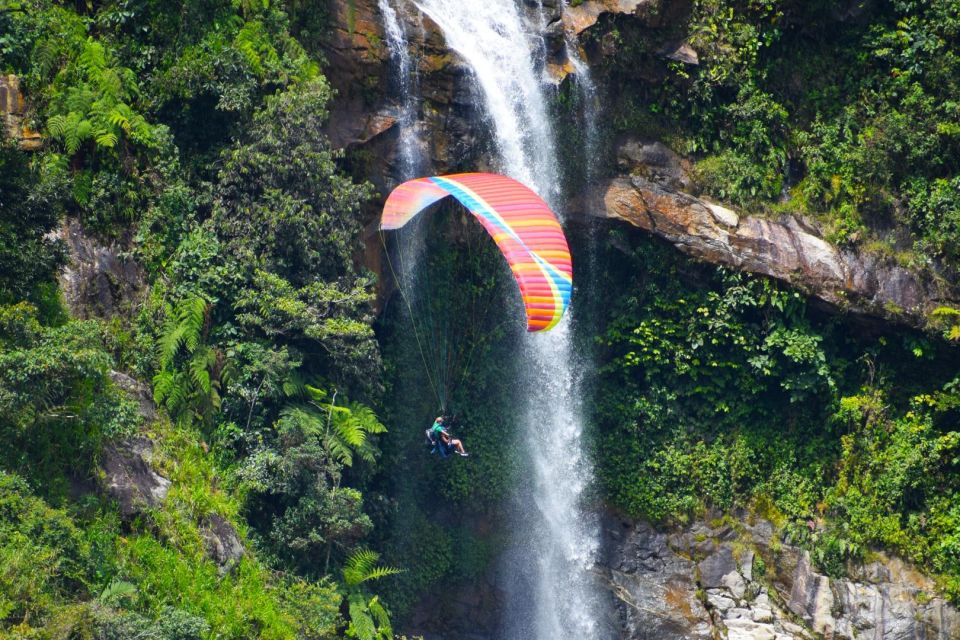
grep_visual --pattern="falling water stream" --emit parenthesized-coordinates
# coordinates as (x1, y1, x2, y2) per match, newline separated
(380, 1, 605, 637)
(378, 0, 425, 180)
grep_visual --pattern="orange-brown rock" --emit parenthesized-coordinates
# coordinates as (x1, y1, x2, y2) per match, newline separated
(562, 0, 656, 35)
(1, 74, 42, 150)
(586, 176, 959, 327)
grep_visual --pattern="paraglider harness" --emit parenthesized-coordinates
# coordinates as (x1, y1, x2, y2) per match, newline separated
(425, 415, 459, 459)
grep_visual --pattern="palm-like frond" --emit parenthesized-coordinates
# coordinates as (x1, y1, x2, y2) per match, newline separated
(342, 549, 403, 587)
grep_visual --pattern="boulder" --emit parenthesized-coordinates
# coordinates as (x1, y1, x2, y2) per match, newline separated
(698, 546, 737, 589)
(200, 513, 244, 574)
(99, 437, 171, 520)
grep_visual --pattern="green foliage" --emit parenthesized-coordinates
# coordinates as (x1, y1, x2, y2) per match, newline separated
(153, 295, 229, 426)
(608, 0, 960, 266)
(341, 549, 401, 640)
(0, 0, 389, 635)
(238, 388, 385, 578)
(594, 232, 960, 598)
(0, 305, 140, 492)
(0, 144, 68, 305)
(45, 39, 156, 154)
(0, 471, 89, 629)
(342, 548, 404, 588)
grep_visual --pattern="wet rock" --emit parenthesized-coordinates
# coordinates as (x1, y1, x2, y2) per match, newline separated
(562, 0, 659, 35)
(57, 219, 146, 321)
(585, 175, 960, 328)
(660, 41, 699, 65)
(601, 516, 960, 640)
(617, 138, 693, 191)
(603, 519, 714, 639)
(200, 513, 244, 574)
(100, 437, 170, 520)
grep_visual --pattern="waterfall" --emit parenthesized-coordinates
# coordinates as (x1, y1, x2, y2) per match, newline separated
(566, 41, 601, 182)
(413, 0, 559, 201)
(411, 1, 605, 638)
(378, 0, 426, 180)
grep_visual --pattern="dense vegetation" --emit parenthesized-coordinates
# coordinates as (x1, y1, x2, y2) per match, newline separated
(603, 0, 960, 270)
(590, 230, 960, 599)
(2, 0, 959, 636)
(0, 1, 399, 637)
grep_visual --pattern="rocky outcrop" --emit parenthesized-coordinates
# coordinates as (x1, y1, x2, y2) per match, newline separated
(109, 370, 157, 422)
(0, 74, 42, 150)
(57, 219, 146, 320)
(562, 0, 662, 35)
(583, 174, 959, 327)
(99, 437, 171, 520)
(603, 514, 960, 640)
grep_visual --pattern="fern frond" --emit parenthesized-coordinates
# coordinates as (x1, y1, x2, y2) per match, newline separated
(98, 579, 137, 605)
(181, 296, 208, 353)
(343, 549, 378, 586)
(95, 130, 118, 148)
(347, 594, 376, 640)
(338, 415, 367, 447)
(153, 370, 175, 405)
(367, 596, 392, 637)
(351, 403, 387, 434)
(189, 353, 212, 395)
(343, 548, 403, 586)
(46, 114, 66, 138)
(303, 384, 327, 403)
(327, 436, 353, 467)
(158, 323, 186, 369)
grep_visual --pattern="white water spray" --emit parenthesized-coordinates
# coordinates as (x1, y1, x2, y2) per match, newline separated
(411, 1, 605, 638)
(379, 0, 426, 180)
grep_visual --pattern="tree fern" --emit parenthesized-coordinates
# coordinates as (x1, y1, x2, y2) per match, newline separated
(44, 37, 156, 156)
(342, 550, 402, 640)
(152, 296, 227, 426)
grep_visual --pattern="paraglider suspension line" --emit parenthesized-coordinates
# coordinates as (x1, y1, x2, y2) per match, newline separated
(379, 227, 445, 411)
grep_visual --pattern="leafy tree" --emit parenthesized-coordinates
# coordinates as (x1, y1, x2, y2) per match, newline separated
(238, 389, 386, 577)
(0, 144, 68, 306)
(208, 77, 379, 391)
(0, 304, 139, 492)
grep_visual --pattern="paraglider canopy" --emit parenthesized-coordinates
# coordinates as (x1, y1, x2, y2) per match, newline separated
(381, 173, 573, 331)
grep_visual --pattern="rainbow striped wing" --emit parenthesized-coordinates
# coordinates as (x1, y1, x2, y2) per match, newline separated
(381, 173, 573, 331)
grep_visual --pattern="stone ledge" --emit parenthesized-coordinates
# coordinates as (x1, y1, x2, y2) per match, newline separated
(583, 176, 960, 328)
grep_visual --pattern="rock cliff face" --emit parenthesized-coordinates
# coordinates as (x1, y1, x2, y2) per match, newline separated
(326, 0, 958, 330)
(581, 173, 959, 328)
(0, 74, 43, 150)
(602, 514, 960, 640)
(404, 513, 960, 640)
(56, 219, 147, 321)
